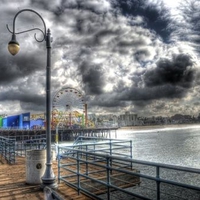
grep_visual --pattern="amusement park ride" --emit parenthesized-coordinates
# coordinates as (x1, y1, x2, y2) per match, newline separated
(51, 87, 92, 129)
(0, 87, 95, 130)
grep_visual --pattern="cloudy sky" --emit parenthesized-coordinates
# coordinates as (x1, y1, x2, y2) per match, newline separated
(1, 0, 200, 117)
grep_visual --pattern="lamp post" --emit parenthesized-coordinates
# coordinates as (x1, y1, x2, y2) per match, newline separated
(7, 9, 57, 189)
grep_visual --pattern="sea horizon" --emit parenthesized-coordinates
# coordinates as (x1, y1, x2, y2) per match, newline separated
(119, 123, 200, 132)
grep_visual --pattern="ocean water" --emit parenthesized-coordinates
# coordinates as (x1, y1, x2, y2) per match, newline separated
(112, 125, 200, 168)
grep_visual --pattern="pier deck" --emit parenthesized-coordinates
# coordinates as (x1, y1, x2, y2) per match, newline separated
(0, 156, 92, 200)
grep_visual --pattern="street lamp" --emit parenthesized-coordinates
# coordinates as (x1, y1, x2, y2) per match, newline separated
(7, 9, 57, 189)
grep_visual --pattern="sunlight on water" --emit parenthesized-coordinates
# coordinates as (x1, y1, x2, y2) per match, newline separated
(115, 125, 200, 134)
(112, 125, 200, 168)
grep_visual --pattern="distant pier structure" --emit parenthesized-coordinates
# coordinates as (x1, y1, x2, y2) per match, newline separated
(0, 128, 118, 142)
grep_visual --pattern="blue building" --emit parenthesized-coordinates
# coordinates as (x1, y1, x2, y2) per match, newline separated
(3, 115, 19, 128)
(2, 112, 45, 129)
(2, 117, 7, 128)
(19, 113, 30, 129)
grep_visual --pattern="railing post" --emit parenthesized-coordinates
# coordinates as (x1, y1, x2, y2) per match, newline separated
(80, 136, 82, 144)
(77, 151, 80, 195)
(109, 139, 112, 174)
(130, 140, 133, 169)
(1, 137, 3, 159)
(8, 139, 10, 163)
(0, 137, 2, 157)
(58, 146, 60, 184)
(106, 155, 111, 200)
(20, 141, 22, 156)
(61, 131, 63, 142)
(156, 166, 160, 200)
(93, 143, 96, 160)
(86, 145, 88, 175)
(109, 139, 112, 156)
(5, 139, 8, 163)
(9, 138, 15, 164)
(2, 138, 5, 160)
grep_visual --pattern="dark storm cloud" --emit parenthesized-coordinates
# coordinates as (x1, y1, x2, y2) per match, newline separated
(174, 0, 200, 52)
(0, 7, 50, 86)
(0, 49, 45, 85)
(132, 100, 151, 108)
(113, 37, 147, 55)
(88, 93, 127, 108)
(30, 0, 63, 13)
(143, 54, 195, 88)
(112, 0, 172, 42)
(79, 61, 105, 95)
(115, 54, 196, 102)
(51, 0, 160, 99)
(61, 0, 111, 14)
(132, 100, 166, 113)
(0, 90, 44, 105)
(88, 81, 187, 110)
(0, 0, 199, 116)
(50, 0, 180, 110)
(194, 102, 200, 106)
(20, 101, 45, 112)
(118, 84, 186, 101)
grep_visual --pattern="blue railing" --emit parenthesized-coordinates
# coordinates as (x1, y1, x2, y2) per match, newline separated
(57, 145, 200, 200)
(58, 136, 133, 160)
(14, 135, 46, 157)
(0, 136, 16, 164)
(0, 134, 46, 163)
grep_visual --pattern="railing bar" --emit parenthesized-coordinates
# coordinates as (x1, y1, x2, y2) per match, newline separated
(60, 147, 200, 174)
(61, 168, 78, 174)
(57, 137, 200, 200)
(60, 152, 200, 191)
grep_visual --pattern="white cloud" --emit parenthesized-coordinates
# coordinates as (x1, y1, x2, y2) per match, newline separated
(0, 0, 199, 118)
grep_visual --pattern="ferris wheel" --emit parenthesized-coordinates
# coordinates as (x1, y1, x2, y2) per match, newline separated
(52, 87, 84, 112)
(52, 87, 86, 128)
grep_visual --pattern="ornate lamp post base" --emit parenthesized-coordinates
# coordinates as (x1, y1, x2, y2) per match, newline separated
(40, 163, 57, 189)
(40, 162, 57, 189)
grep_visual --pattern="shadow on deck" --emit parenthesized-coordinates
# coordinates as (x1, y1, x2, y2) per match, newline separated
(0, 156, 92, 200)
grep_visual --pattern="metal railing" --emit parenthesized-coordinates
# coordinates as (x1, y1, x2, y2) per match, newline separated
(61, 136, 133, 159)
(0, 136, 16, 164)
(0, 134, 46, 163)
(13, 134, 46, 157)
(58, 146, 200, 200)
(15, 139, 46, 157)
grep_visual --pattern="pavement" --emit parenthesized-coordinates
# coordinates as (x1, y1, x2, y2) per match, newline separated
(0, 156, 92, 200)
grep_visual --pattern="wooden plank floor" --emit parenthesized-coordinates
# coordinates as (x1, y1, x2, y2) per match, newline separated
(0, 156, 92, 200)
(60, 159, 140, 196)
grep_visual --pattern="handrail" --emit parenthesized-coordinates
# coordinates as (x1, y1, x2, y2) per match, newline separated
(0, 136, 16, 164)
(58, 147, 200, 200)
(0, 135, 46, 162)
(58, 137, 132, 160)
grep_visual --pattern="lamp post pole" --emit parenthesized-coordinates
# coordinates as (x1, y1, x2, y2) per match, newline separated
(7, 9, 57, 189)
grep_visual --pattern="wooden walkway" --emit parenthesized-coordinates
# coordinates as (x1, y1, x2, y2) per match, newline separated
(0, 156, 92, 200)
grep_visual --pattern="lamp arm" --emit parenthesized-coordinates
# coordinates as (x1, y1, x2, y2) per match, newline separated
(6, 9, 47, 42)
(6, 25, 45, 42)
